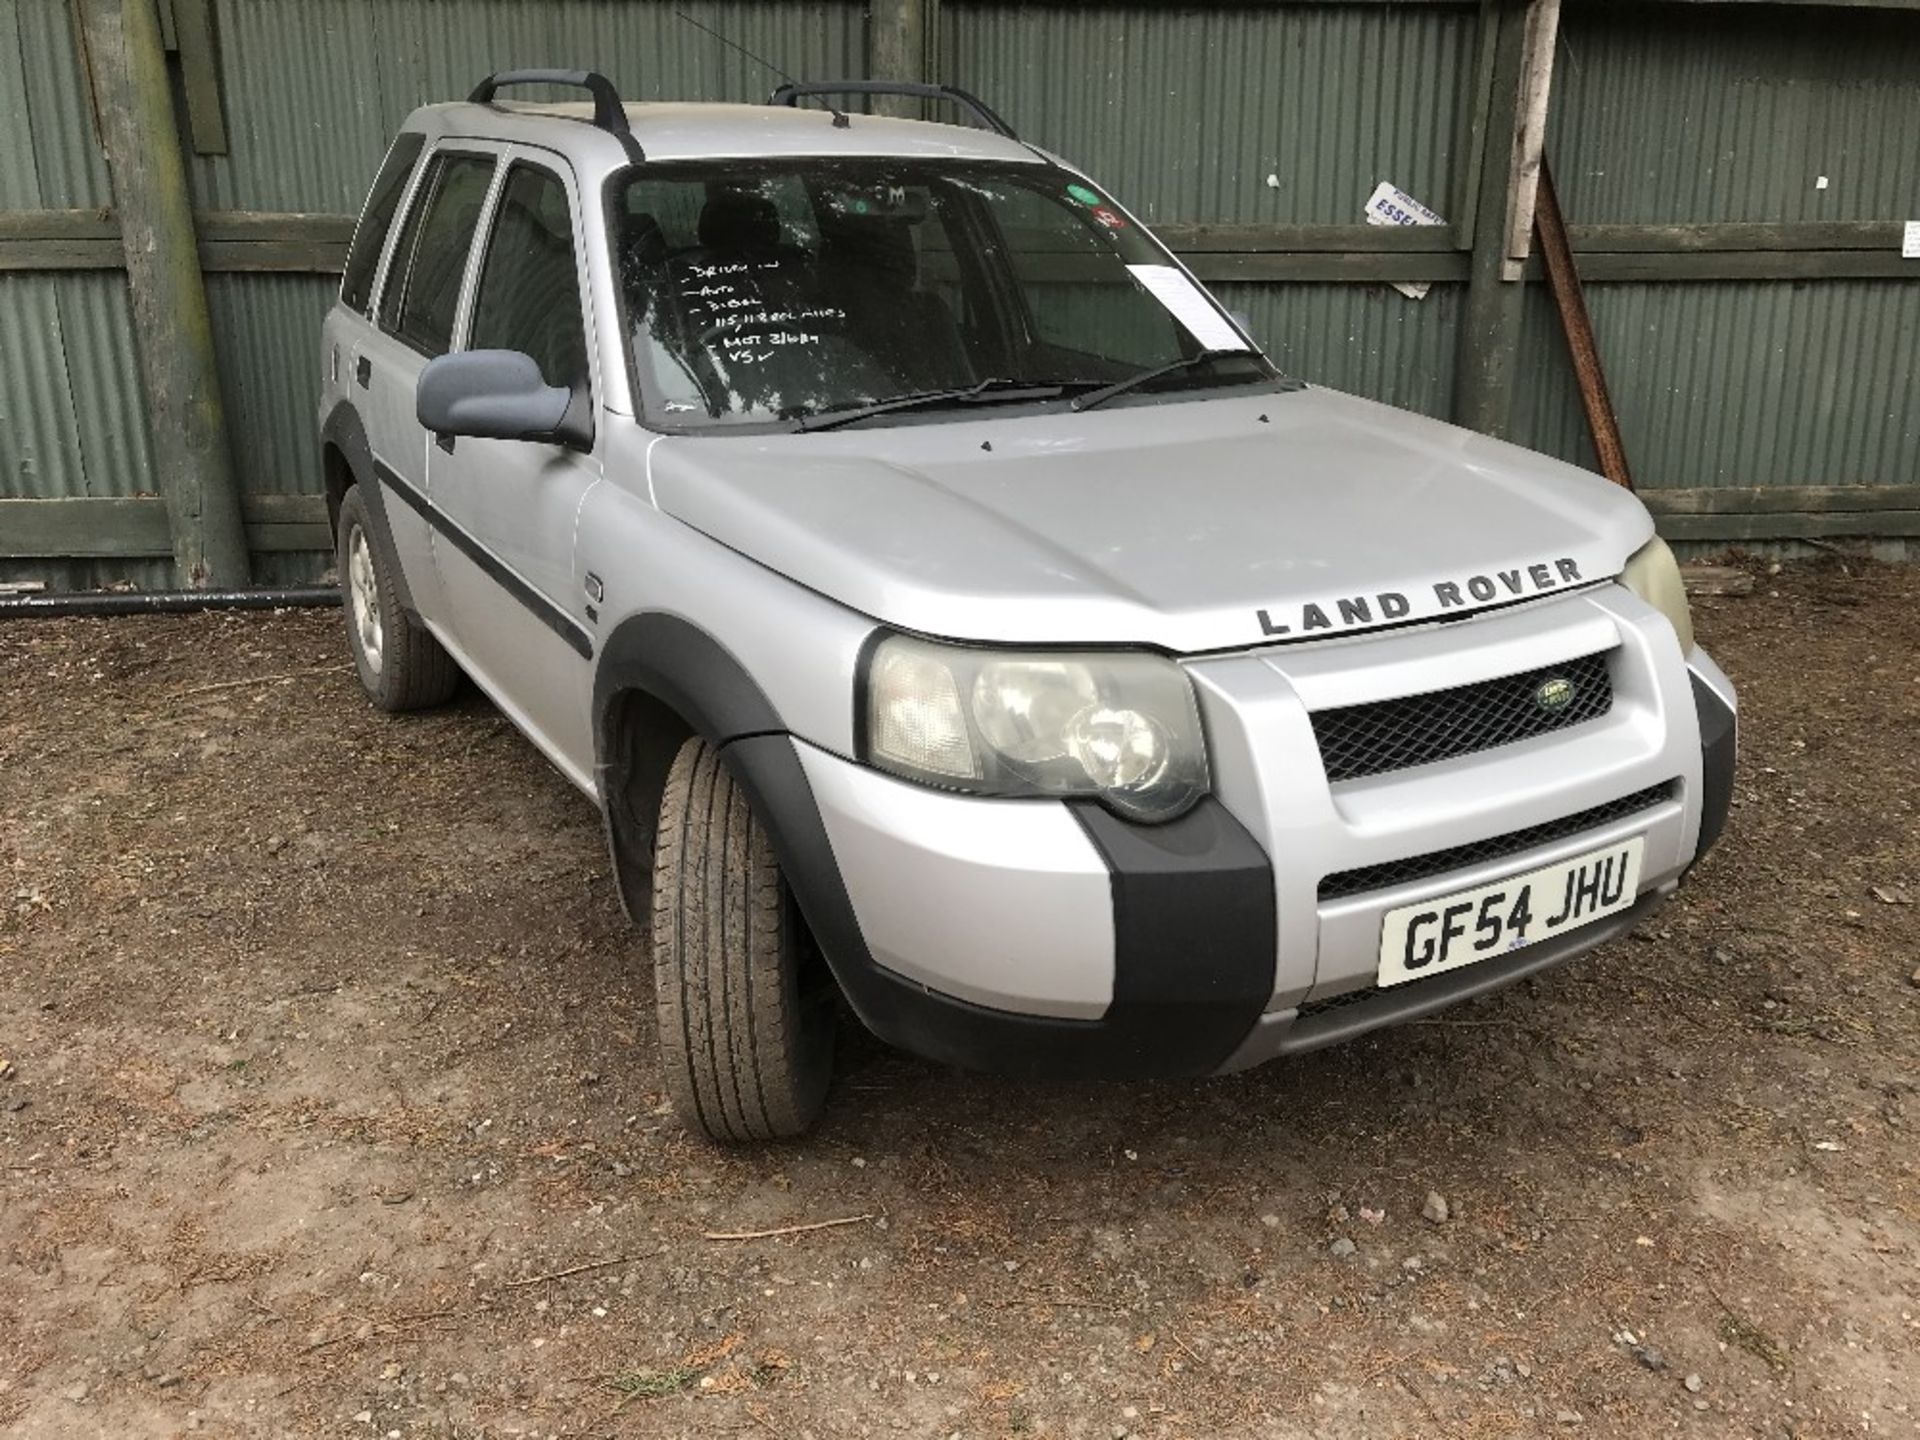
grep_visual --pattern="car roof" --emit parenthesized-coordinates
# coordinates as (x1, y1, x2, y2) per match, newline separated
(402, 99, 1048, 173)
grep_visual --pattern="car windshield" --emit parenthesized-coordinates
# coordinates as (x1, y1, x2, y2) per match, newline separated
(609, 158, 1275, 430)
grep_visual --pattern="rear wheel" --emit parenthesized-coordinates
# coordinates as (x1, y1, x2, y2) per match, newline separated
(651, 736, 835, 1141)
(337, 485, 459, 712)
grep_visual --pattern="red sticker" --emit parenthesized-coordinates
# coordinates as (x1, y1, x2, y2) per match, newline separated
(1092, 206, 1126, 229)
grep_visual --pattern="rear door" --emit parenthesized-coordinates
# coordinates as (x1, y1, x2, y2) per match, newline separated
(357, 141, 503, 625)
(426, 147, 602, 786)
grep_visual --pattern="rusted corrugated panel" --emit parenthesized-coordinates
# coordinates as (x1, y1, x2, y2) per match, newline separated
(1216, 280, 1461, 422)
(186, 0, 870, 212)
(945, 1, 1478, 225)
(0, 272, 153, 499)
(1552, 4, 1920, 224)
(1512, 280, 1920, 489)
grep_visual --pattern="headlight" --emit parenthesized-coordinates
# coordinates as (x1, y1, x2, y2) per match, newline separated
(862, 635, 1209, 823)
(1618, 535, 1694, 654)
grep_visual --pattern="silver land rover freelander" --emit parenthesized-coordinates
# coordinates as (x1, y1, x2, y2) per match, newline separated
(318, 70, 1736, 1141)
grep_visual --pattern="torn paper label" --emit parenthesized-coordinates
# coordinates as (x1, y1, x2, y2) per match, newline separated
(1364, 181, 1446, 301)
(1904, 221, 1920, 260)
(1125, 265, 1250, 351)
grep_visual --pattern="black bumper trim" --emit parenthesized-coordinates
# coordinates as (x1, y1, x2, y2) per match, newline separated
(1691, 671, 1736, 862)
(726, 733, 1277, 1081)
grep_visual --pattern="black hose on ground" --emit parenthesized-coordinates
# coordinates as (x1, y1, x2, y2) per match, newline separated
(0, 587, 340, 620)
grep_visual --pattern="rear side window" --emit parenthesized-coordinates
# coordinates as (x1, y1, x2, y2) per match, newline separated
(339, 133, 425, 315)
(378, 152, 498, 358)
(468, 164, 589, 394)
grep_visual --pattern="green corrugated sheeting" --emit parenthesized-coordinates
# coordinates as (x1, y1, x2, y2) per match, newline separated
(946, 2, 1479, 226)
(1525, 4, 1920, 493)
(2, 0, 1918, 588)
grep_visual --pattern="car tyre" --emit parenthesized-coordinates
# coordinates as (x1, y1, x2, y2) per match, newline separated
(652, 735, 835, 1141)
(337, 485, 459, 712)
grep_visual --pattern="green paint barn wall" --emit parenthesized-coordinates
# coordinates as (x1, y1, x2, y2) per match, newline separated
(3, 0, 1919, 587)
(1512, 4, 1920, 491)
(184, 0, 869, 584)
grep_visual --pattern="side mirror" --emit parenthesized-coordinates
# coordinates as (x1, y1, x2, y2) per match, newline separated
(416, 350, 591, 451)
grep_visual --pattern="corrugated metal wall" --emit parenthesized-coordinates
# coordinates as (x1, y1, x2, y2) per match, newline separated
(0, 0, 163, 588)
(189, 0, 870, 574)
(946, 3, 1477, 227)
(4, 0, 1918, 589)
(1513, 4, 1920, 492)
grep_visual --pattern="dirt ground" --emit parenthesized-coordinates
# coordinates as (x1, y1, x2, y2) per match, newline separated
(2, 556, 1918, 1440)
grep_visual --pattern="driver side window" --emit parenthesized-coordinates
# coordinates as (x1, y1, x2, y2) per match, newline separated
(467, 164, 590, 397)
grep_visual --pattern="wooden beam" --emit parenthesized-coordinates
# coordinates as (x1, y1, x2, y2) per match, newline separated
(171, 0, 227, 155)
(1453, 0, 1533, 436)
(76, 0, 249, 587)
(1562, 250, 1920, 282)
(0, 494, 328, 559)
(1655, 510, 1920, 542)
(1568, 221, 1906, 253)
(1500, 0, 1559, 280)
(2, 210, 1915, 281)
(1641, 485, 1920, 516)
(1154, 223, 1462, 253)
(1185, 252, 1470, 284)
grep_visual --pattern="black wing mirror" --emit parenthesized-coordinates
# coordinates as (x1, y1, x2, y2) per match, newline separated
(416, 350, 591, 451)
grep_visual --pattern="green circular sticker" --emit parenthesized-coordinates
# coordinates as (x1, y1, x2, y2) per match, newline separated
(1066, 183, 1101, 206)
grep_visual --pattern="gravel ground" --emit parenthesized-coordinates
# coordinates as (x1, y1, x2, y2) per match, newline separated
(2, 555, 1917, 1440)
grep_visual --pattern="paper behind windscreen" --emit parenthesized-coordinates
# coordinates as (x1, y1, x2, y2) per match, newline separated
(1125, 265, 1250, 351)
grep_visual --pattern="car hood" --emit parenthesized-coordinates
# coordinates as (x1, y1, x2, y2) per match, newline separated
(647, 386, 1655, 654)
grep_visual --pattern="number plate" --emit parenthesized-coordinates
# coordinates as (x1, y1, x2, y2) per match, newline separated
(1377, 837, 1645, 988)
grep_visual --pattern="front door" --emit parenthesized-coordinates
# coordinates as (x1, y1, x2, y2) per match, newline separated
(427, 149, 602, 788)
(360, 142, 503, 624)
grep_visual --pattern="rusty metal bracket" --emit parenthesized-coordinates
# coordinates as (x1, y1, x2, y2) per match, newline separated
(1534, 157, 1634, 490)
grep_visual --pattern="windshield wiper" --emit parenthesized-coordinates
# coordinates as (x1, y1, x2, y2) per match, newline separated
(793, 377, 1070, 433)
(1069, 349, 1252, 414)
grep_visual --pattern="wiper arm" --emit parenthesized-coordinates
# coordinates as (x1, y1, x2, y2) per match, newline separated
(793, 377, 1068, 433)
(1069, 348, 1251, 413)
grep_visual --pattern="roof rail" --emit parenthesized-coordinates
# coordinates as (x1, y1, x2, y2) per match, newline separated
(767, 81, 1018, 140)
(468, 69, 644, 159)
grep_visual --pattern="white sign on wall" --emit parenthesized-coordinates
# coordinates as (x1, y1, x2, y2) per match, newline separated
(1364, 182, 1447, 301)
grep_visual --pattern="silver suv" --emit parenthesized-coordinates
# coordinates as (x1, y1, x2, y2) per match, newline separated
(319, 70, 1736, 1141)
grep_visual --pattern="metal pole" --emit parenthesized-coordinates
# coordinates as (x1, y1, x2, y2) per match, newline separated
(1534, 159, 1634, 490)
(76, 0, 250, 588)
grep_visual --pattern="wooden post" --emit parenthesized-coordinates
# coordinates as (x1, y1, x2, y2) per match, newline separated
(868, 0, 929, 116)
(1452, 0, 1556, 440)
(77, 0, 249, 588)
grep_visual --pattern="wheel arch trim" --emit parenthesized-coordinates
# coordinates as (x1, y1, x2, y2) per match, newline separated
(320, 399, 415, 615)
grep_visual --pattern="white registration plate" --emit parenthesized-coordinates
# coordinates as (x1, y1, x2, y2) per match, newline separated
(1377, 836, 1645, 988)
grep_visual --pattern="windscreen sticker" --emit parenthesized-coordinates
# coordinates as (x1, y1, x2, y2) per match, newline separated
(1091, 206, 1127, 230)
(1065, 182, 1102, 207)
(1124, 265, 1250, 352)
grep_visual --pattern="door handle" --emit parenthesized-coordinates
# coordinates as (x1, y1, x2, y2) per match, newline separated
(355, 355, 372, 388)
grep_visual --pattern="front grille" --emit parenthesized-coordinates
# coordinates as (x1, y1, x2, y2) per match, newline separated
(1318, 781, 1676, 902)
(1311, 651, 1615, 783)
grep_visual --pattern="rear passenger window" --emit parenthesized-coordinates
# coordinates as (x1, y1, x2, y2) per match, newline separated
(468, 165, 589, 395)
(379, 152, 498, 357)
(340, 133, 424, 315)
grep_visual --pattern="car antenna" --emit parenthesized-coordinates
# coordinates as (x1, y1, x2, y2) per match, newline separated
(671, 9, 850, 127)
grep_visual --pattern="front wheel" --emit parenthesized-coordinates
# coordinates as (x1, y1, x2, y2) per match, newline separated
(337, 485, 459, 712)
(651, 736, 835, 1141)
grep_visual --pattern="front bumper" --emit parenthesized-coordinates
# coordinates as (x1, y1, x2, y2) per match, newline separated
(754, 591, 1735, 1080)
